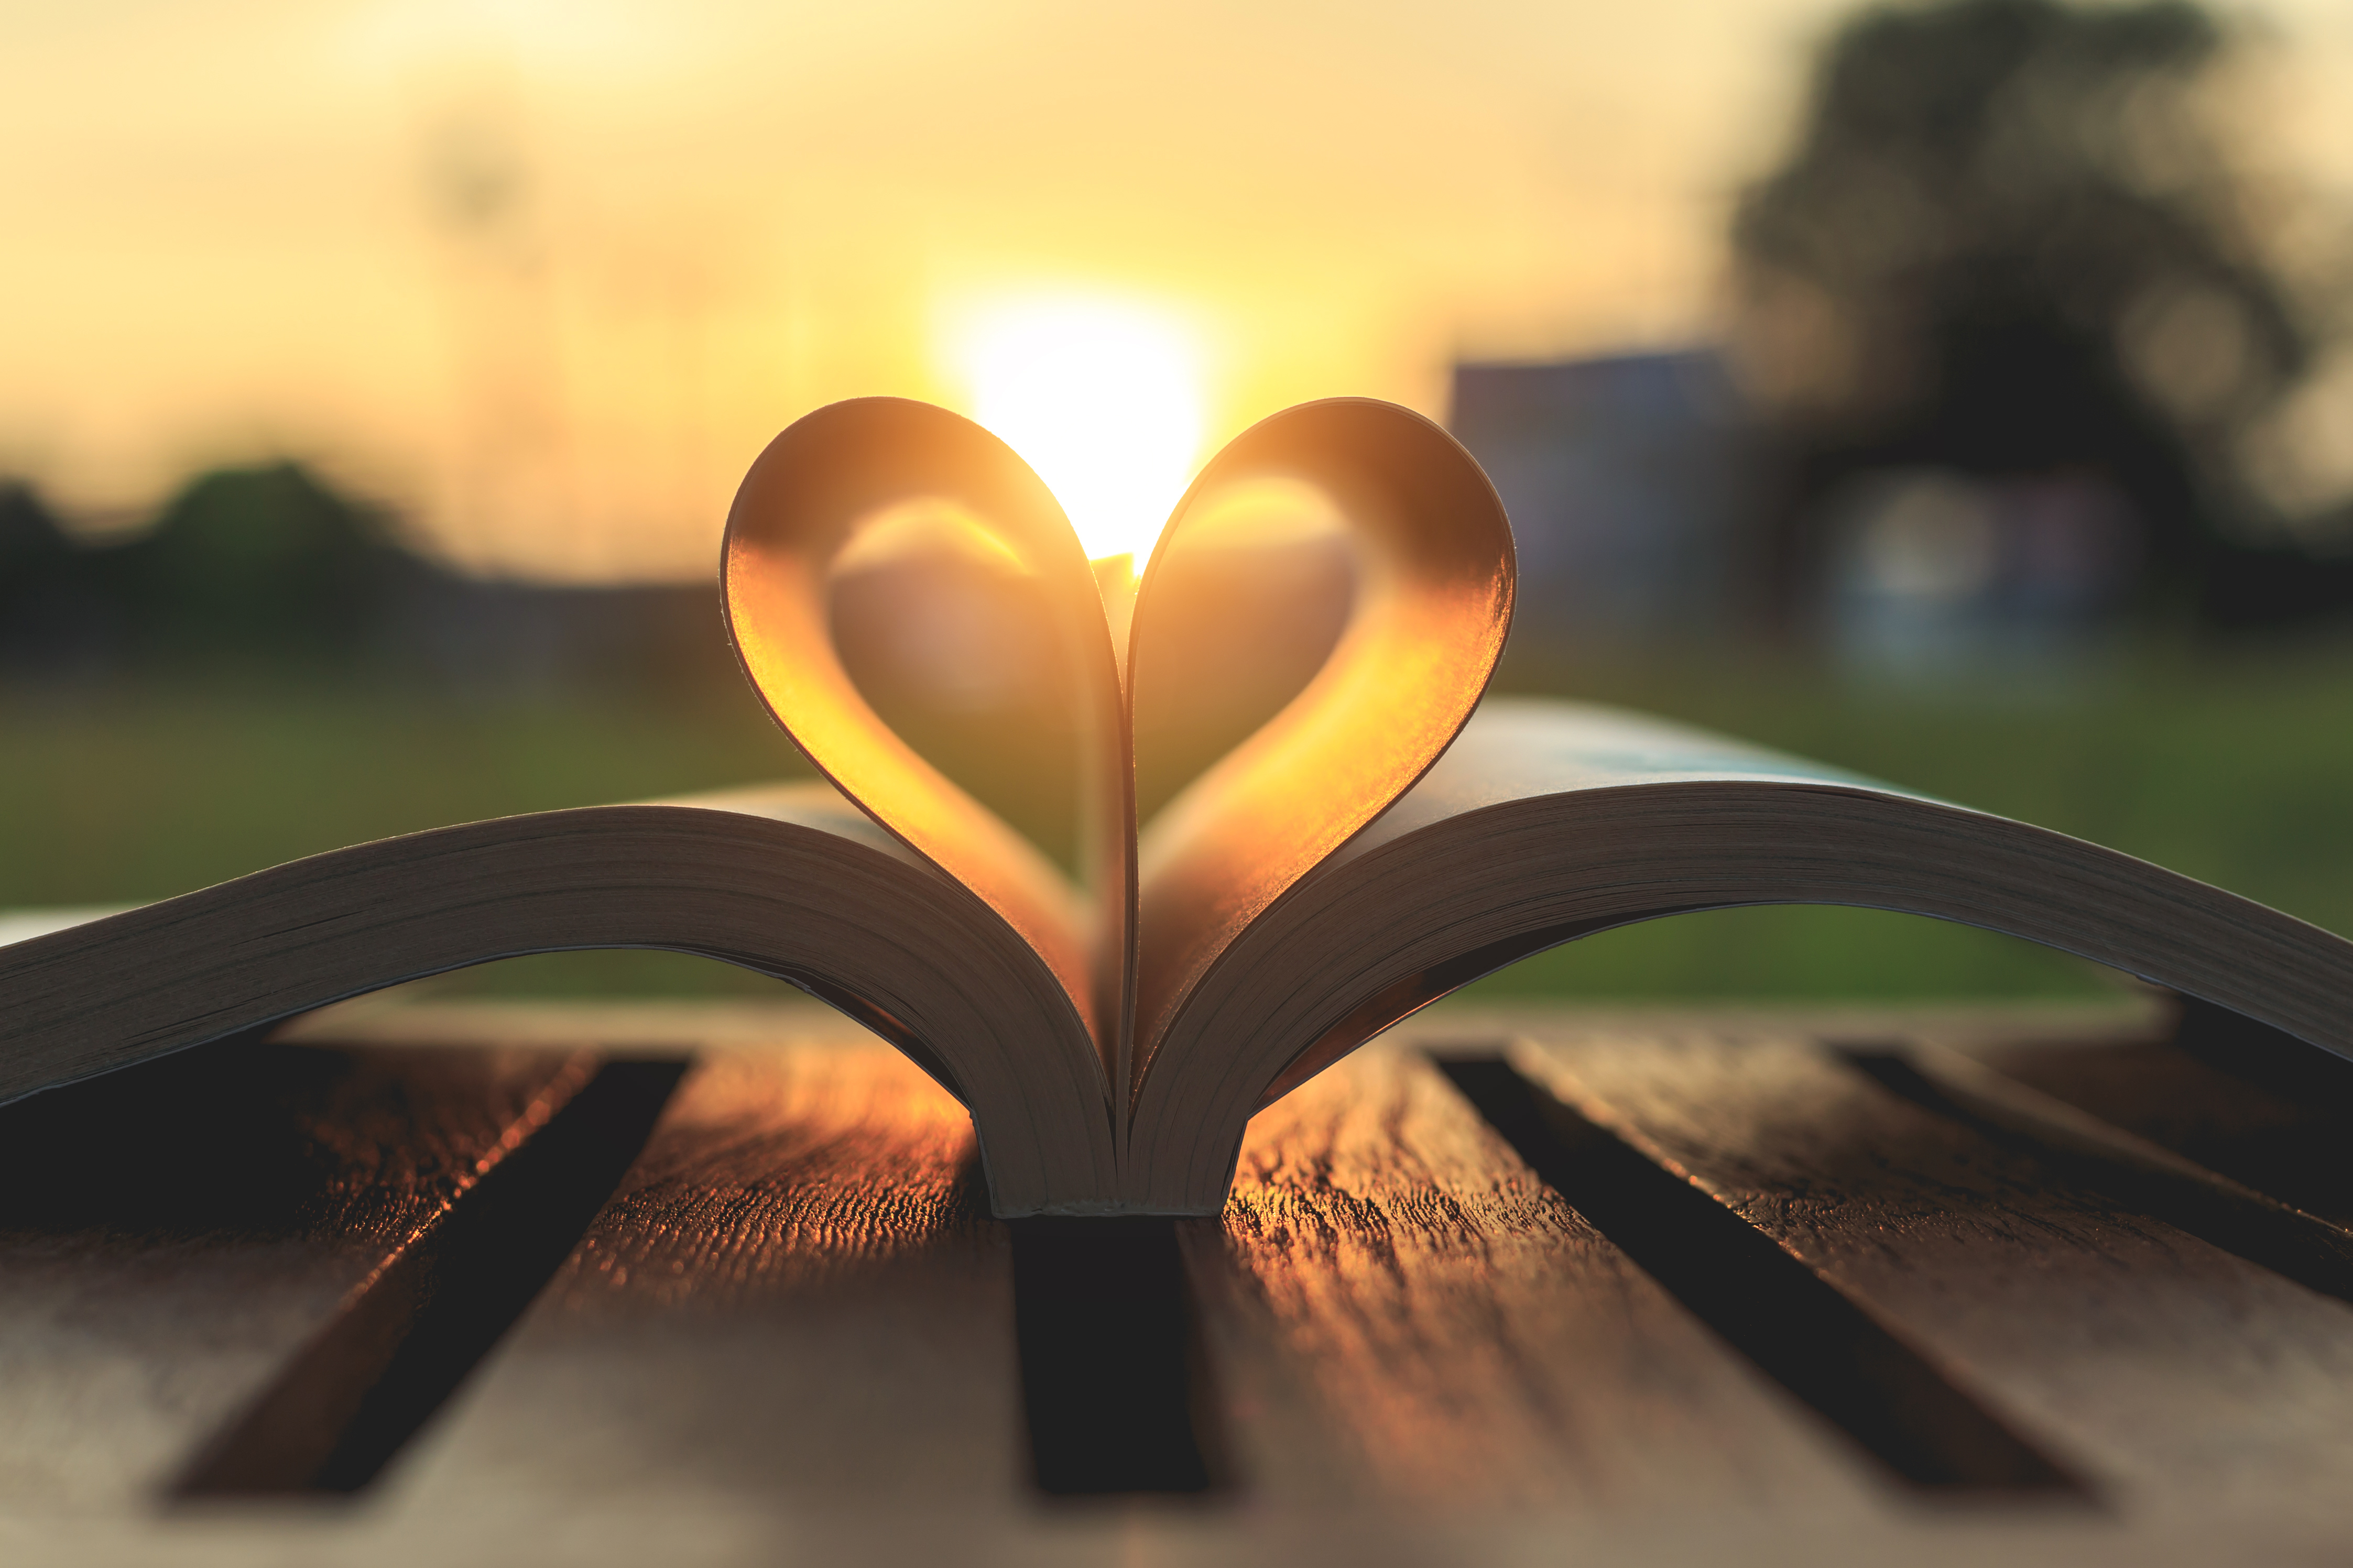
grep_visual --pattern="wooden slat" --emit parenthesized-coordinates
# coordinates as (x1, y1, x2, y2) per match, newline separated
(1182, 1043, 1880, 1511)
(1510, 1024, 2353, 1514)
(377, 1034, 1022, 1518)
(1960, 1033, 2353, 1233)
(14, 1002, 2353, 1566)
(1836, 1039, 2353, 1320)
(0, 1035, 589, 1510)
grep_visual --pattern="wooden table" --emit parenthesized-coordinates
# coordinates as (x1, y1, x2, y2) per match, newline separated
(7, 993, 2353, 1564)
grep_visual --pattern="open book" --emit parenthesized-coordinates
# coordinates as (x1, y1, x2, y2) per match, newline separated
(6, 397, 2352, 1215)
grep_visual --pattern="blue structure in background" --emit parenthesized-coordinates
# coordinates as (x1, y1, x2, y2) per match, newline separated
(1448, 350, 1759, 654)
(1449, 350, 2153, 679)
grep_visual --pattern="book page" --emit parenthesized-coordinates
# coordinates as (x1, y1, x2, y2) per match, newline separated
(1124, 402, 1514, 1103)
(1360, 698, 1929, 846)
(1126, 696, 2353, 1213)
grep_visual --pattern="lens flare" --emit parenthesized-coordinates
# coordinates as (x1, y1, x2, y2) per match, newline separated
(954, 297, 1206, 563)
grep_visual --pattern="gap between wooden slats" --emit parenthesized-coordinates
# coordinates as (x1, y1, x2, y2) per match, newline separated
(1436, 1054, 2084, 1496)
(0, 1033, 591, 1511)
(1179, 1044, 1886, 1512)
(1945, 997, 2353, 1240)
(369, 1037, 1028, 1519)
(1502, 1024, 2353, 1515)
(177, 1055, 686, 1495)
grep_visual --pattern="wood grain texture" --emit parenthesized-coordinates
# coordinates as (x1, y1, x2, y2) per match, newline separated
(1962, 1033, 2353, 1234)
(1183, 1043, 1880, 1512)
(0, 1035, 587, 1510)
(1511, 1024, 2353, 1514)
(379, 1031, 1022, 1518)
(19, 1000, 2353, 1566)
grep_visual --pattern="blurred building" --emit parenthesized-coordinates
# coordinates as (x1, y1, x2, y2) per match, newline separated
(1448, 350, 1761, 656)
(1817, 468, 2142, 678)
(1447, 347, 2166, 676)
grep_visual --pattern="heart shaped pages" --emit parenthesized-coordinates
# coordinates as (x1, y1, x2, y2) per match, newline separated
(722, 396, 1514, 1117)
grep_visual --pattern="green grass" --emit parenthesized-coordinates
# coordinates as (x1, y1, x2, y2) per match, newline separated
(6, 635, 2351, 1002)
(0, 682, 806, 907)
(1463, 635, 2353, 1002)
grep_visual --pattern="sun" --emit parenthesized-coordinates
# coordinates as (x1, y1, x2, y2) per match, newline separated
(952, 295, 1206, 564)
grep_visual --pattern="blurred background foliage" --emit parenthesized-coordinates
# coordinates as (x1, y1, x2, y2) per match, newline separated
(1729, 0, 2352, 629)
(6, 0, 2353, 1007)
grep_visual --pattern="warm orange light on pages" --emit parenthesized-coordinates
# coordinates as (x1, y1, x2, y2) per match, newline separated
(955, 298, 1205, 565)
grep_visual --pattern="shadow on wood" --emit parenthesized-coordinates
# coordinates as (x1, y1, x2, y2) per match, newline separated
(1008, 1216, 1224, 1497)
(176, 1057, 687, 1496)
(1437, 1055, 2089, 1497)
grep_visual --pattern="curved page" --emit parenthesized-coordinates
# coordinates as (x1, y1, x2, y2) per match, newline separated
(1127, 698, 2353, 1212)
(0, 783, 1109, 1215)
(723, 399, 1126, 1071)
(1126, 400, 1513, 1102)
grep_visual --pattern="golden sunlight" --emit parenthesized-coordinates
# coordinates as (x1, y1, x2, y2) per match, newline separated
(954, 297, 1206, 564)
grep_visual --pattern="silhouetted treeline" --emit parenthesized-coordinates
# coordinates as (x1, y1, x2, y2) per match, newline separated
(1730, 0, 2353, 636)
(0, 466, 734, 688)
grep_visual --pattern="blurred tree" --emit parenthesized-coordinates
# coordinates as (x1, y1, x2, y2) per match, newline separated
(0, 482, 122, 674)
(1732, 0, 2351, 630)
(117, 464, 409, 661)
(0, 464, 735, 691)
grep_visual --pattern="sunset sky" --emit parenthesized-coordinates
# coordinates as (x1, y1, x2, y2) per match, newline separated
(5, 0, 2350, 577)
